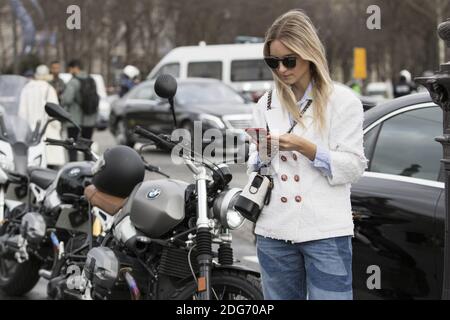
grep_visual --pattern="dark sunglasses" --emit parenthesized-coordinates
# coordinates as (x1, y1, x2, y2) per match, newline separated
(264, 55, 297, 70)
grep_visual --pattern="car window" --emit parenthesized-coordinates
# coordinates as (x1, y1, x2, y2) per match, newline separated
(187, 62, 222, 80)
(153, 63, 180, 79)
(230, 60, 273, 82)
(129, 84, 156, 100)
(363, 124, 381, 167)
(370, 106, 442, 181)
(175, 82, 244, 104)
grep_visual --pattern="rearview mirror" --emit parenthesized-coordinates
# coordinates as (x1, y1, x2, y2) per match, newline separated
(45, 103, 72, 122)
(154, 74, 178, 127)
(154, 74, 177, 100)
(45, 102, 81, 133)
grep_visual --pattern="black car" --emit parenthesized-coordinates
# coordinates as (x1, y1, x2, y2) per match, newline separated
(352, 92, 445, 299)
(109, 78, 253, 154)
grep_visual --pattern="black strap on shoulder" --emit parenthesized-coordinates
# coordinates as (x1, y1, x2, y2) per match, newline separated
(267, 90, 273, 110)
(266, 90, 272, 133)
(287, 99, 313, 133)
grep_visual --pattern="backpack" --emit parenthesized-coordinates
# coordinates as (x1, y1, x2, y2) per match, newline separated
(76, 76, 99, 115)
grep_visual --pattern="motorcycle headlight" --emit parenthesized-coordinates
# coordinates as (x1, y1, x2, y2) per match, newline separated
(225, 209, 246, 230)
(212, 188, 245, 230)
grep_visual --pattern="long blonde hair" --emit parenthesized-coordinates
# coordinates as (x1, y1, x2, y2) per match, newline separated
(264, 9, 333, 133)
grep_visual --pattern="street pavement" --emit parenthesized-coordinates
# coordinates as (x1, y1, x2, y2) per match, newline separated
(0, 129, 258, 300)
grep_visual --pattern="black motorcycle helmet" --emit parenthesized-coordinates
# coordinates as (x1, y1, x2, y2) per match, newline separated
(92, 146, 145, 198)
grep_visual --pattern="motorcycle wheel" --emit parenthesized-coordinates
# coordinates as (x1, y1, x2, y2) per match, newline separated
(0, 222, 42, 296)
(0, 256, 41, 296)
(169, 269, 263, 300)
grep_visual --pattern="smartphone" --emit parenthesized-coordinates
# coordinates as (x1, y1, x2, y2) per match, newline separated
(245, 128, 267, 144)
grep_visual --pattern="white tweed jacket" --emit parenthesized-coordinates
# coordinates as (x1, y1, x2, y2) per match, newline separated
(247, 84, 368, 243)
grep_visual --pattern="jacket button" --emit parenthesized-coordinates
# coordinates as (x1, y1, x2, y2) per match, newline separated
(295, 196, 302, 203)
(281, 174, 288, 181)
(281, 197, 288, 203)
(281, 155, 287, 162)
(294, 175, 300, 182)
(292, 153, 298, 161)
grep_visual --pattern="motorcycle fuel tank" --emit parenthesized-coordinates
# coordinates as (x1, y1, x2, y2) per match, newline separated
(127, 179, 188, 238)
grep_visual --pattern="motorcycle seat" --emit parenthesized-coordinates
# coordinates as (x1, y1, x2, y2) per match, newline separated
(28, 167, 58, 189)
(84, 184, 127, 216)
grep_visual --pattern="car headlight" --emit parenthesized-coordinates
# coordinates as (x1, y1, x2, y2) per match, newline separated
(199, 114, 225, 130)
(212, 188, 246, 230)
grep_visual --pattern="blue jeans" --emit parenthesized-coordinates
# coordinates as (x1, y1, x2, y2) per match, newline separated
(256, 235, 353, 300)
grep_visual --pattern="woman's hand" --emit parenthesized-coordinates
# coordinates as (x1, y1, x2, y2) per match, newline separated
(255, 135, 274, 159)
(275, 134, 317, 162)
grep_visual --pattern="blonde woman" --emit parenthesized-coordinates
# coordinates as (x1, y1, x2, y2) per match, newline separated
(247, 10, 367, 300)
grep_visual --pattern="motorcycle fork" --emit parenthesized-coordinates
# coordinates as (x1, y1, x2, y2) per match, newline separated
(194, 166, 212, 300)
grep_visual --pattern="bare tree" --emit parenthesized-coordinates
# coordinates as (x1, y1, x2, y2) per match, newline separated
(0, 0, 447, 87)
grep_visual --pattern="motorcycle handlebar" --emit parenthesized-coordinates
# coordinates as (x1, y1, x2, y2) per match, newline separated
(45, 138, 75, 148)
(45, 138, 95, 160)
(134, 126, 228, 190)
(133, 126, 175, 151)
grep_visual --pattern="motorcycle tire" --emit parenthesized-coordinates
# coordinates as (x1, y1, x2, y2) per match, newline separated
(0, 204, 42, 296)
(0, 257, 41, 296)
(169, 269, 263, 300)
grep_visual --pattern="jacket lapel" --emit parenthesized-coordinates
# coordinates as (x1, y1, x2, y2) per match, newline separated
(264, 91, 316, 137)
(264, 92, 290, 135)
(265, 108, 290, 135)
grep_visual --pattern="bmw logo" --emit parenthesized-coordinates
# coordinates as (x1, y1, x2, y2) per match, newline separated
(68, 168, 81, 177)
(147, 188, 161, 200)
